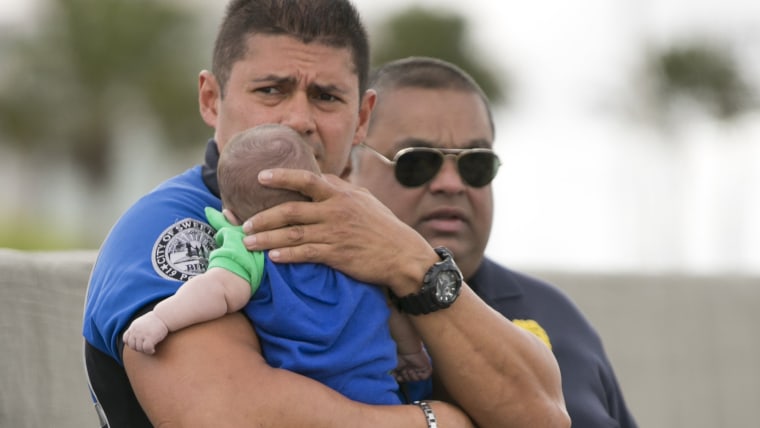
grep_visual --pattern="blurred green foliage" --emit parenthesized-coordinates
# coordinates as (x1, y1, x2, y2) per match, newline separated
(0, 0, 209, 183)
(641, 39, 757, 122)
(371, 6, 509, 105)
(0, 216, 85, 250)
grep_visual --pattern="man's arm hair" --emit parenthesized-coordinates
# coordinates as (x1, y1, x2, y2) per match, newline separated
(124, 311, 473, 427)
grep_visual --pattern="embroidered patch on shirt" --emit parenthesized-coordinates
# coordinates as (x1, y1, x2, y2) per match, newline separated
(513, 319, 552, 350)
(151, 218, 217, 281)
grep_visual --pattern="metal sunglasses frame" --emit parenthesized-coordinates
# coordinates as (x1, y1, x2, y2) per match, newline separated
(358, 143, 501, 187)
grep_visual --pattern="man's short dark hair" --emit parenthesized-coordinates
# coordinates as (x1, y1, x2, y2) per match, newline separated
(369, 56, 494, 136)
(212, 0, 369, 97)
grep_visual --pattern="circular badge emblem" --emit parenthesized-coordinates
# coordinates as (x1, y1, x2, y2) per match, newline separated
(152, 218, 217, 281)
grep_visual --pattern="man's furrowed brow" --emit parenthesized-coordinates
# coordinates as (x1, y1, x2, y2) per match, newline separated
(252, 75, 295, 85)
(396, 138, 434, 150)
(310, 82, 349, 96)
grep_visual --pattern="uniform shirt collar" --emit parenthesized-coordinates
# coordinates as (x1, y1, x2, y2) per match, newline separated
(468, 257, 524, 301)
(201, 139, 220, 198)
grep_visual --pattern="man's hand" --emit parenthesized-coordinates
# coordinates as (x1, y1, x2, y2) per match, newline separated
(242, 168, 436, 296)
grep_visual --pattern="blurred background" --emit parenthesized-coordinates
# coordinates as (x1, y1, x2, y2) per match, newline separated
(2, 2, 759, 428)
(1, 0, 759, 275)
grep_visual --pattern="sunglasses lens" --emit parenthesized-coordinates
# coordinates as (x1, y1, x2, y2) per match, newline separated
(395, 150, 443, 187)
(459, 152, 500, 187)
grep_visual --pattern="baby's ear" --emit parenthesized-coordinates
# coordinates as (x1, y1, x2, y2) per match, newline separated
(222, 209, 242, 226)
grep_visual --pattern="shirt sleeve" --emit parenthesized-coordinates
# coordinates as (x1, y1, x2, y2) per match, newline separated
(205, 207, 265, 294)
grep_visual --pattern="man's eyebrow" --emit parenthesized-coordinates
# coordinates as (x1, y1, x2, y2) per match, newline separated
(251, 75, 294, 84)
(395, 138, 434, 150)
(467, 138, 493, 149)
(249, 76, 349, 96)
(310, 82, 349, 96)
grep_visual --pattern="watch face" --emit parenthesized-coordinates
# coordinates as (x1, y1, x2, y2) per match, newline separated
(435, 271, 460, 303)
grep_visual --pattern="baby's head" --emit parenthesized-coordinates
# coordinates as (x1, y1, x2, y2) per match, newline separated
(217, 124, 319, 221)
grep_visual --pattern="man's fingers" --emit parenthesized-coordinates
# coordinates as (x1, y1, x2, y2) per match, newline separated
(266, 243, 325, 264)
(254, 224, 308, 247)
(245, 240, 331, 267)
(244, 170, 337, 235)
(258, 168, 335, 202)
(244, 203, 321, 241)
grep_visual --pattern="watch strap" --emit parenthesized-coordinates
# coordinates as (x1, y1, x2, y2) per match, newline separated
(413, 400, 438, 428)
(392, 286, 441, 315)
(389, 246, 462, 315)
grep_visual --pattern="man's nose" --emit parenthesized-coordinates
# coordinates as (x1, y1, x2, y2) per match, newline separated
(282, 92, 316, 136)
(428, 157, 466, 193)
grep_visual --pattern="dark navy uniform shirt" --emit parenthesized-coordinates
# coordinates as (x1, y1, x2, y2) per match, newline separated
(470, 258, 637, 427)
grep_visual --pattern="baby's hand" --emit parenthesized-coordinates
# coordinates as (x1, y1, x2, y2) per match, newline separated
(122, 312, 169, 355)
(394, 350, 433, 382)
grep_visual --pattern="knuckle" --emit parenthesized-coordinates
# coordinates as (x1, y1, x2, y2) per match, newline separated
(280, 203, 301, 224)
(302, 244, 320, 260)
(334, 187, 354, 201)
(306, 171, 320, 186)
(286, 225, 305, 243)
(333, 206, 353, 223)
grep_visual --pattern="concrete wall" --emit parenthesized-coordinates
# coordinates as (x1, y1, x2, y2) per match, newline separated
(0, 249, 98, 427)
(1, 248, 757, 427)
(532, 270, 760, 428)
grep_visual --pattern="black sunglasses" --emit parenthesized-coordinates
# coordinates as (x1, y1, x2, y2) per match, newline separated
(359, 143, 501, 188)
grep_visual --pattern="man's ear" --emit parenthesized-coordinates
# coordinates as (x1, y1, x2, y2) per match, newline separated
(353, 89, 377, 146)
(199, 70, 221, 128)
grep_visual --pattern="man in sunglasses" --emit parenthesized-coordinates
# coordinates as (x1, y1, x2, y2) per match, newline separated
(350, 56, 638, 428)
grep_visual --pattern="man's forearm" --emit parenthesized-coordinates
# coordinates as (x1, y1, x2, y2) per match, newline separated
(411, 286, 570, 428)
(124, 312, 444, 427)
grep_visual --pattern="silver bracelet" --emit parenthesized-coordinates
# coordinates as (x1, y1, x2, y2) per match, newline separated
(413, 400, 438, 428)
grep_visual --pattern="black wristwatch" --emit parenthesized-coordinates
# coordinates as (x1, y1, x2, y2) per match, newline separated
(389, 247, 463, 315)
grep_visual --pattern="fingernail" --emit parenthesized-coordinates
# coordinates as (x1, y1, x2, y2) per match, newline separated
(269, 250, 280, 260)
(242, 220, 252, 233)
(243, 235, 256, 247)
(259, 170, 273, 182)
